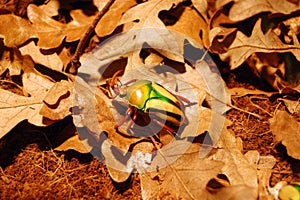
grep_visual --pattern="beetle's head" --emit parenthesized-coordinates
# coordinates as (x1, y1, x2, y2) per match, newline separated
(109, 82, 127, 98)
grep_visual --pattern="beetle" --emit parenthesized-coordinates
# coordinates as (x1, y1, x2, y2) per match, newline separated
(108, 70, 189, 135)
(278, 182, 300, 200)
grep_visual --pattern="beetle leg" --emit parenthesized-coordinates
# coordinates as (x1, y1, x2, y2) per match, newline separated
(124, 79, 138, 86)
(153, 119, 176, 134)
(175, 94, 190, 104)
(117, 107, 134, 127)
(127, 110, 138, 130)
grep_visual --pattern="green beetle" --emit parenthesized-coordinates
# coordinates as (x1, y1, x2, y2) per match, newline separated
(278, 182, 300, 200)
(109, 71, 189, 134)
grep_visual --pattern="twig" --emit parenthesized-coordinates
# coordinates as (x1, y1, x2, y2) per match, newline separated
(68, 0, 116, 74)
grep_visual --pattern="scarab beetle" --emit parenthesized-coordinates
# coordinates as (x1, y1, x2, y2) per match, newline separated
(278, 182, 300, 200)
(108, 70, 189, 134)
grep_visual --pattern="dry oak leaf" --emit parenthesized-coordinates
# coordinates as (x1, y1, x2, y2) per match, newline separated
(119, 0, 184, 28)
(246, 53, 288, 91)
(214, 128, 259, 198)
(72, 76, 141, 153)
(219, 18, 300, 70)
(270, 110, 300, 160)
(27, 4, 95, 49)
(118, 0, 188, 62)
(167, 6, 206, 48)
(0, 14, 33, 47)
(191, 0, 208, 22)
(39, 80, 73, 121)
(138, 141, 225, 200)
(244, 151, 276, 200)
(0, 72, 54, 139)
(95, 0, 137, 37)
(229, 0, 300, 22)
(19, 41, 64, 72)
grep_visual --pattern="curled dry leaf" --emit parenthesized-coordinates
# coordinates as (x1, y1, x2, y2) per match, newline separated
(244, 150, 276, 200)
(229, 0, 300, 22)
(191, 0, 208, 22)
(19, 41, 63, 72)
(119, 0, 184, 28)
(0, 14, 33, 47)
(214, 128, 259, 198)
(95, 0, 137, 37)
(138, 141, 225, 199)
(246, 53, 288, 91)
(281, 98, 300, 114)
(118, 0, 189, 62)
(167, 7, 206, 48)
(39, 80, 73, 121)
(270, 110, 300, 160)
(0, 71, 54, 139)
(27, 4, 94, 49)
(219, 19, 300, 70)
(215, 0, 236, 10)
(72, 76, 141, 153)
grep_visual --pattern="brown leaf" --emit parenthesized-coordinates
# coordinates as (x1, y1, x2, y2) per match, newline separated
(95, 0, 137, 37)
(219, 19, 300, 69)
(191, 0, 208, 21)
(229, 0, 300, 22)
(215, 0, 236, 10)
(39, 80, 73, 121)
(244, 151, 276, 199)
(27, 4, 94, 49)
(167, 7, 206, 48)
(270, 110, 300, 160)
(119, 0, 184, 28)
(0, 72, 54, 139)
(55, 134, 90, 153)
(19, 41, 63, 72)
(0, 14, 33, 47)
(118, 0, 188, 62)
(72, 76, 141, 152)
(214, 129, 259, 197)
(281, 98, 300, 114)
(246, 53, 288, 91)
(138, 141, 225, 199)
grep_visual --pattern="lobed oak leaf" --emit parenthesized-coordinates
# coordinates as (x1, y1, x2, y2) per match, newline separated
(39, 80, 73, 121)
(72, 76, 141, 153)
(244, 151, 276, 199)
(55, 134, 90, 153)
(0, 72, 54, 139)
(138, 141, 225, 200)
(219, 18, 300, 70)
(0, 14, 33, 47)
(95, 0, 137, 37)
(214, 129, 259, 198)
(19, 41, 63, 72)
(229, 0, 300, 22)
(191, 0, 208, 22)
(119, 0, 184, 28)
(27, 4, 94, 49)
(118, 0, 188, 62)
(270, 111, 300, 160)
(167, 7, 206, 48)
(37, 0, 60, 17)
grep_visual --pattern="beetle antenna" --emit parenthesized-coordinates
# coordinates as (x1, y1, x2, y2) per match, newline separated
(108, 70, 124, 98)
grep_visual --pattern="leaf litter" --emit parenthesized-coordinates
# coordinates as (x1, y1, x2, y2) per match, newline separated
(0, 0, 300, 199)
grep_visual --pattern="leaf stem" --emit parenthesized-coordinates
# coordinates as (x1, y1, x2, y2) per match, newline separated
(68, 0, 116, 74)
